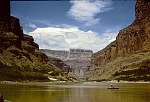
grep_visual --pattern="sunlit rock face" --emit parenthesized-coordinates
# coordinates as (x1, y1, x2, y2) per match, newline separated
(65, 49, 93, 80)
(40, 49, 69, 61)
(40, 49, 70, 73)
(91, 0, 150, 70)
(135, 0, 150, 22)
(41, 49, 93, 80)
(88, 0, 150, 81)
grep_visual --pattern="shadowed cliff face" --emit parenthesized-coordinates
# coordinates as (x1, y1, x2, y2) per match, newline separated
(0, 0, 10, 23)
(0, 0, 67, 81)
(88, 0, 150, 81)
(0, 22, 67, 81)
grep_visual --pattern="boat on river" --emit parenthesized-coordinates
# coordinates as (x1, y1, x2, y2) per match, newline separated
(108, 84, 119, 89)
(108, 87, 119, 89)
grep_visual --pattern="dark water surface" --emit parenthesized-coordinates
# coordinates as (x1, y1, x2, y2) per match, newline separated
(0, 82, 150, 102)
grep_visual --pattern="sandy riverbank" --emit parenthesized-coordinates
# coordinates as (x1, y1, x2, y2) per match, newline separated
(0, 81, 71, 86)
(106, 80, 150, 84)
(0, 80, 150, 86)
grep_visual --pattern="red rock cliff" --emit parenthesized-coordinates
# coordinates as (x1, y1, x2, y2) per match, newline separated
(91, 0, 150, 69)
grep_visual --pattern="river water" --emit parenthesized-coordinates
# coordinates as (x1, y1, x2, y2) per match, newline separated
(0, 82, 150, 102)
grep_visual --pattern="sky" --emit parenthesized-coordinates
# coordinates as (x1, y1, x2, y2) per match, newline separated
(10, 0, 136, 52)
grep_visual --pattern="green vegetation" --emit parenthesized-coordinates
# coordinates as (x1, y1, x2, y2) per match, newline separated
(0, 41, 68, 81)
(0, 63, 49, 81)
(0, 62, 68, 81)
(113, 59, 150, 81)
(88, 51, 150, 81)
(47, 67, 69, 81)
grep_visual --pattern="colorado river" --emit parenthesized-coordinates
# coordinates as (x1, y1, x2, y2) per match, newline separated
(0, 82, 150, 102)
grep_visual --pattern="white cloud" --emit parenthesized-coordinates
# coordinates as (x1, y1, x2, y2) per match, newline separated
(28, 26, 119, 52)
(27, 23, 37, 28)
(68, 0, 112, 26)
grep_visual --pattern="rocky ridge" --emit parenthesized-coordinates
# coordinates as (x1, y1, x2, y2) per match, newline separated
(88, 0, 150, 81)
(40, 49, 69, 60)
(41, 49, 93, 80)
(40, 49, 70, 73)
(0, 0, 67, 81)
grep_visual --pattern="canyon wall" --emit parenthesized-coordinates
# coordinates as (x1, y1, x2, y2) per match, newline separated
(40, 49, 69, 60)
(91, 0, 150, 69)
(0, 0, 67, 81)
(41, 49, 93, 80)
(65, 49, 93, 80)
(88, 0, 150, 81)
(40, 49, 70, 73)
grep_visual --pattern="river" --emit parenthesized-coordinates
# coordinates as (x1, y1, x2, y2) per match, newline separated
(0, 82, 150, 102)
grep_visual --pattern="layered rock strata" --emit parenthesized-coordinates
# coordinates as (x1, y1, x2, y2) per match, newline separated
(65, 49, 93, 80)
(41, 49, 93, 80)
(89, 0, 150, 81)
(40, 49, 69, 60)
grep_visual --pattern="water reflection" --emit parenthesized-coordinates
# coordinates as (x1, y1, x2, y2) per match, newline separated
(0, 84, 70, 102)
(0, 83, 150, 102)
